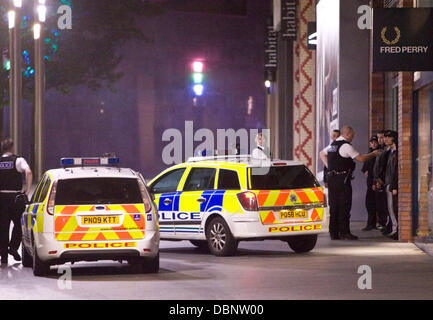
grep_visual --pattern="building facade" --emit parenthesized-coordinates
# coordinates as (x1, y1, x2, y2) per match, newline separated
(267, 0, 433, 241)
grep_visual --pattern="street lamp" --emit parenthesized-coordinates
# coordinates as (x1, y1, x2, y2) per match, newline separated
(34, 0, 46, 181)
(8, 0, 23, 155)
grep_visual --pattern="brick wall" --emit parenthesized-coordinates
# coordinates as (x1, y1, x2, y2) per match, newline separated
(397, 72, 413, 241)
(369, 0, 386, 137)
(369, 73, 385, 136)
(397, 0, 414, 242)
(293, 0, 316, 173)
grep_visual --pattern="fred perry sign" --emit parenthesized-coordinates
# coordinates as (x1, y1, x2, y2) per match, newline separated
(373, 8, 433, 72)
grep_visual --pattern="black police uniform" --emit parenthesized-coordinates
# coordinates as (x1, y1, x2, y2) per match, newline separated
(0, 155, 25, 263)
(327, 140, 356, 239)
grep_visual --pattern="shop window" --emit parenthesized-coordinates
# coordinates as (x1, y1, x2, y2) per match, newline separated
(416, 84, 433, 238)
(417, 0, 433, 7)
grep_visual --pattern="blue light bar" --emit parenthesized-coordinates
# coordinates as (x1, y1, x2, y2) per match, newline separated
(61, 158, 74, 167)
(108, 158, 120, 165)
(60, 157, 120, 168)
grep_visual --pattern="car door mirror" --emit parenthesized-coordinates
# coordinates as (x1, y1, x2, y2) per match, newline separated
(147, 186, 155, 201)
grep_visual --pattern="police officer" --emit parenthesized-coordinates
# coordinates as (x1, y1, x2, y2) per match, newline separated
(323, 129, 340, 188)
(0, 138, 32, 265)
(320, 126, 380, 240)
(252, 133, 271, 159)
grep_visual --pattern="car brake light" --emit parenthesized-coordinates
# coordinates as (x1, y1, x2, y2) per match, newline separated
(273, 162, 286, 166)
(237, 191, 258, 211)
(138, 179, 152, 213)
(47, 180, 58, 215)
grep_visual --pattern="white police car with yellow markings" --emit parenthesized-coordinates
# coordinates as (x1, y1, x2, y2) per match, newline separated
(20, 157, 159, 276)
(148, 155, 329, 256)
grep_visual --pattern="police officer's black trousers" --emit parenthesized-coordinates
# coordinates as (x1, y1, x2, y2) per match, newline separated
(0, 208, 8, 261)
(328, 175, 352, 236)
(365, 188, 377, 228)
(0, 193, 23, 256)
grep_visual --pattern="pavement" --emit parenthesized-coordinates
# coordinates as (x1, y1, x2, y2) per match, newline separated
(1, 221, 433, 300)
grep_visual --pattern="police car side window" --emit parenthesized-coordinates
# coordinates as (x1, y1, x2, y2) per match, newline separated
(37, 176, 52, 203)
(183, 168, 216, 191)
(217, 169, 241, 190)
(31, 175, 46, 203)
(151, 168, 186, 194)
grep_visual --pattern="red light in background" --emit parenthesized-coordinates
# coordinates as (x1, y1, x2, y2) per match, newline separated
(192, 61, 204, 73)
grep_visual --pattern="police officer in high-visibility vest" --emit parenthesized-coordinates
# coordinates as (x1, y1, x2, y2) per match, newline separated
(0, 138, 32, 265)
(320, 126, 379, 240)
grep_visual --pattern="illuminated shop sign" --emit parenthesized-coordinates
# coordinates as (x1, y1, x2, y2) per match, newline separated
(281, 0, 296, 40)
(373, 8, 433, 72)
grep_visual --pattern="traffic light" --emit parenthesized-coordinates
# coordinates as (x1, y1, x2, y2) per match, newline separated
(191, 60, 204, 96)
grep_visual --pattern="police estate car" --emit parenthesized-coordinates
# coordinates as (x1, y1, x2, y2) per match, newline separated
(147, 155, 328, 256)
(20, 157, 159, 276)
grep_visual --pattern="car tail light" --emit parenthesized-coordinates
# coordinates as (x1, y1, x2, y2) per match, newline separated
(237, 191, 258, 211)
(323, 192, 328, 207)
(47, 180, 58, 215)
(138, 179, 152, 213)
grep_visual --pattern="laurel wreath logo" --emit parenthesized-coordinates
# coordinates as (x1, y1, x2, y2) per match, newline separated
(381, 26, 401, 45)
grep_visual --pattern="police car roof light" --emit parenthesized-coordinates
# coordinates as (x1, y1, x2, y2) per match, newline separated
(187, 155, 252, 162)
(60, 157, 120, 168)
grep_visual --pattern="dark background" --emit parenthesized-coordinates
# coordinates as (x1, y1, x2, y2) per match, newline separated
(3, 0, 269, 180)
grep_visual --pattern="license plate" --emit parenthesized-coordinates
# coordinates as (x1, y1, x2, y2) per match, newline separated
(81, 215, 120, 225)
(279, 210, 308, 219)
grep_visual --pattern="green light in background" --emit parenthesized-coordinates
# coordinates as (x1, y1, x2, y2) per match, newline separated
(192, 72, 204, 84)
(3, 60, 10, 71)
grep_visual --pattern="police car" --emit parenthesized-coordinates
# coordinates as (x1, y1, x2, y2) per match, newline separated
(147, 155, 329, 256)
(20, 157, 159, 276)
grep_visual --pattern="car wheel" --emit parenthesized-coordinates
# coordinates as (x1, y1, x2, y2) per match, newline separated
(32, 242, 50, 277)
(21, 244, 33, 268)
(190, 240, 209, 251)
(287, 234, 318, 253)
(141, 252, 159, 274)
(206, 217, 238, 256)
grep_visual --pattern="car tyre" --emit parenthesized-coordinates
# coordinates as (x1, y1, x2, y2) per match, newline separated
(190, 240, 209, 251)
(206, 217, 238, 256)
(32, 243, 50, 277)
(287, 234, 318, 253)
(141, 252, 159, 274)
(21, 244, 33, 268)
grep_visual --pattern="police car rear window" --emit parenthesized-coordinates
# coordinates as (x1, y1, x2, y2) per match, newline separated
(249, 165, 319, 190)
(54, 178, 143, 205)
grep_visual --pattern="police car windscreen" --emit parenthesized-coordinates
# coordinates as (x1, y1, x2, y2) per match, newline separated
(249, 165, 319, 190)
(55, 178, 143, 205)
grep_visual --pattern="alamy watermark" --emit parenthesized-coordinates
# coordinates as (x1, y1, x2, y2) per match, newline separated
(57, 4, 72, 30)
(161, 121, 271, 166)
(357, 5, 372, 30)
(57, 265, 72, 290)
(357, 265, 372, 290)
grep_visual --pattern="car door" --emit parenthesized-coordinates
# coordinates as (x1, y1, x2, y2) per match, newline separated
(22, 176, 43, 246)
(23, 175, 50, 246)
(177, 167, 218, 237)
(149, 167, 186, 236)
